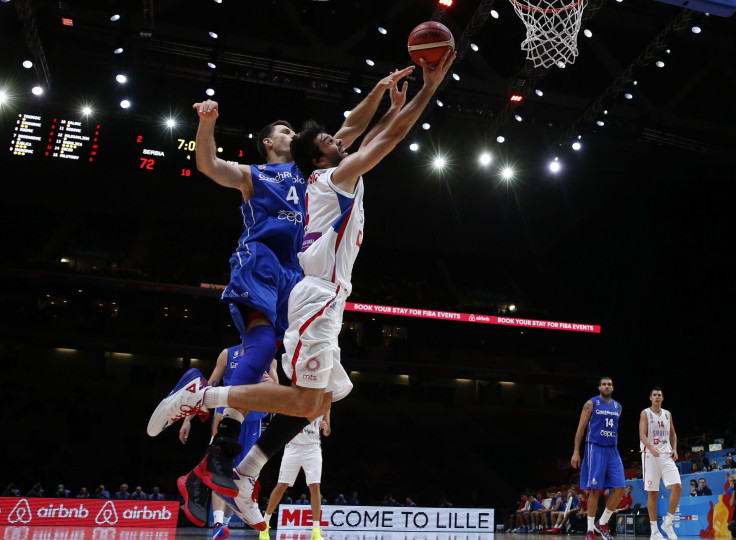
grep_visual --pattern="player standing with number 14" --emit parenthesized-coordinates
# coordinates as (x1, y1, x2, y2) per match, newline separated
(571, 377, 626, 540)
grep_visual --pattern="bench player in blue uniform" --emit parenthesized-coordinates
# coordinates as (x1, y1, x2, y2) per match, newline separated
(571, 376, 625, 540)
(148, 68, 415, 529)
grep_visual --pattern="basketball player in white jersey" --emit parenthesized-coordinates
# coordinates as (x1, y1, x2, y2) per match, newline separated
(639, 387, 681, 540)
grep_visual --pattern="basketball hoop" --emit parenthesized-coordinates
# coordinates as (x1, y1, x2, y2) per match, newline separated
(509, 0, 587, 68)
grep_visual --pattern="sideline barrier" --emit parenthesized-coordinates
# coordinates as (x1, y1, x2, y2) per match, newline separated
(0, 499, 178, 528)
(277, 505, 495, 532)
(627, 469, 735, 536)
(0, 527, 176, 540)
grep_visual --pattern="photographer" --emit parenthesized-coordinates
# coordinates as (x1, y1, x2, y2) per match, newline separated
(92, 484, 110, 499)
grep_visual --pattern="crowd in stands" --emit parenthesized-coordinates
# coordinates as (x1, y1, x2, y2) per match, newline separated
(1, 482, 166, 501)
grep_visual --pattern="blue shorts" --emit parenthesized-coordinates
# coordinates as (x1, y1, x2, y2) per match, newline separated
(222, 242, 303, 340)
(580, 442, 625, 490)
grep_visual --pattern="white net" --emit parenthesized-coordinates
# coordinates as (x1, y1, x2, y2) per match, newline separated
(509, 0, 588, 68)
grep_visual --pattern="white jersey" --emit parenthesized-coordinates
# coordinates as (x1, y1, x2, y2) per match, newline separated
(299, 168, 364, 295)
(290, 416, 322, 445)
(640, 407, 673, 454)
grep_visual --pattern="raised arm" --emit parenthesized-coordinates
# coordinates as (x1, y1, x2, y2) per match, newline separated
(360, 78, 409, 148)
(193, 100, 254, 200)
(335, 67, 415, 149)
(571, 400, 593, 468)
(332, 51, 455, 192)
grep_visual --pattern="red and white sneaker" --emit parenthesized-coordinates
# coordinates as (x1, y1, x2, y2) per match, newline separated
(594, 522, 615, 540)
(214, 469, 267, 531)
(147, 368, 210, 436)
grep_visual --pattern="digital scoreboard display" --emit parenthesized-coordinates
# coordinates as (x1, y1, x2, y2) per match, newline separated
(9, 113, 100, 161)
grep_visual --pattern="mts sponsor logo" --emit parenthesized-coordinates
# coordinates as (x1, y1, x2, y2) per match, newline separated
(280, 509, 328, 527)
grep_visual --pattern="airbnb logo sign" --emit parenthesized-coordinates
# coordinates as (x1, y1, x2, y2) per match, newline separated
(8, 500, 33, 524)
(95, 501, 119, 525)
(0, 498, 178, 528)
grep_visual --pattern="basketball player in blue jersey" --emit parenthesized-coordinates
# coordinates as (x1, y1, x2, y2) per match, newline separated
(148, 51, 455, 530)
(571, 377, 625, 540)
(148, 66, 416, 529)
(178, 344, 275, 538)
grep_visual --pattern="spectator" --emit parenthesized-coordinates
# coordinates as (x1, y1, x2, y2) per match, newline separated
(295, 493, 309, 505)
(93, 485, 110, 499)
(77, 487, 90, 499)
(115, 483, 130, 500)
(614, 485, 634, 514)
(148, 486, 164, 501)
(726, 476, 735, 496)
(381, 494, 398, 506)
(2, 483, 21, 497)
(404, 497, 417, 507)
(335, 493, 347, 505)
(55, 484, 70, 498)
(129, 486, 146, 500)
(440, 497, 453, 508)
(689, 479, 698, 497)
(348, 491, 361, 505)
(724, 456, 736, 470)
(697, 478, 712, 496)
(692, 462, 701, 473)
(26, 483, 44, 497)
(727, 485, 735, 538)
(709, 460, 721, 471)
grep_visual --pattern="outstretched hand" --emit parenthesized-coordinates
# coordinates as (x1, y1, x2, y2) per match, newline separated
(389, 79, 409, 110)
(192, 99, 219, 122)
(419, 48, 456, 89)
(376, 66, 415, 92)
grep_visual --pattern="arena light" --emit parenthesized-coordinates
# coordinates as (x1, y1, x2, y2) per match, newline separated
(691, 26, 702, 33)
(22, 60, 33, 69)
(116, 74, 127, 84)
(409, 143, 419, 151)
(365, 59, 375, 66)
(501, 166, 515, 180)
(656, 60, 665, 68)
(479, 152, 492, 166)
(452, 73, 460, 81)
(490, 9, 500, 18)
(61, 17, 74, 26)
(421, 122, 430, 130)
(165, 118, 177, 128)
(114, 47, 124, 54)
(0, 90, 8, 105)
(206, 88, 215, 96)
(439, 0, 453, 6)
(470, 43, 479, 51)
(496, 135, 505, 143)
(208, 31, 218, 39)
(433, 156, 446, 169)
(514, 114, 523, 122)
(110, 14, 120, 21)
(624, 92, 633, 99)
(572, 141, 582, 151)
(31, 86, 43, 96)
(583, 29, 593, 38)
(120, 99, 131, 109)
(81, 106, 92, 116)
(377, 26, 387, 35)
(535, 89, 543, 97)
(207, 62, 216, 69)
(596, 120, 605, 126)
(353, 87, 362, 94)
(548, 158, 561, 173)
(510, 94, 523, 102)
(435, 99, 443, 107)
(343, 110, 351, 118)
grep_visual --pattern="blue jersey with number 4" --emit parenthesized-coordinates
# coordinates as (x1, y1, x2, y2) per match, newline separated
(235, 162, 305, 270)
(586, 395, 621, 446)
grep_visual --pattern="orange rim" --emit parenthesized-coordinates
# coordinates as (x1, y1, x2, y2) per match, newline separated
(509, 0, 586, 14)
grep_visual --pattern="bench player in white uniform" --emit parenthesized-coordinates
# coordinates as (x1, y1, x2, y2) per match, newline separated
(147, 50, 455, 528)
(639, 387, 681, 540)
(260, 410, 331, 540)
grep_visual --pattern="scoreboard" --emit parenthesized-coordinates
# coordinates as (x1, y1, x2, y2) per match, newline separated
(9, 113, 100, 161)
(5, 110, 252, 177)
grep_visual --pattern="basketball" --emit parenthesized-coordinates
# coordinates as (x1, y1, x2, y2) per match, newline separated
(407, 21, 455, 66)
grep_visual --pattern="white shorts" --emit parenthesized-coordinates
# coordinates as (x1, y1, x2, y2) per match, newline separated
(278, 442, 322, 486)
(282, 276, 353, 402)
(642, 451, 681, 491)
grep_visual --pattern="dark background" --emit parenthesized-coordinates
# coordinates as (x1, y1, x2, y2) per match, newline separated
(0, 0, 734, 511)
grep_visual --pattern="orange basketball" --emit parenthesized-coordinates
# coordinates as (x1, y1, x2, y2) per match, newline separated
(407, 21, 455, 66)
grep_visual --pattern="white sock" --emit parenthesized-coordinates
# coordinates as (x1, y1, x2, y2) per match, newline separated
(664, 513, 674, 525)
(236, 445, 268, 478)
(588, 516, 595, 531)
(223, 516, 231, 526)
(204, 387, 229, 409)
(222, 407, 244, 422)
(600, 509, 613, 525)
(213, 510, 225, 524)
(264, 513, 272, 525)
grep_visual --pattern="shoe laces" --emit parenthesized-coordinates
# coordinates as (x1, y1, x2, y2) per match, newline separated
(171, 401, 210, 424)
